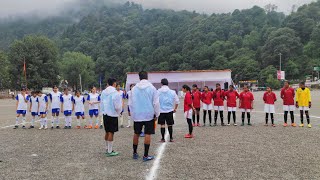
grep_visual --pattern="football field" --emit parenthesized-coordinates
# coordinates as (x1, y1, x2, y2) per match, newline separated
(1, 91, 320, 180)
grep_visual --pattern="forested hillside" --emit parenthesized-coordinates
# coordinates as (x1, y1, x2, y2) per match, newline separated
(1, 0, 320, 89)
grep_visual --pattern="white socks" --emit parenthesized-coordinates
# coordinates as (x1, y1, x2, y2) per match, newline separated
(119, 115, 124, 126)
(127, 116, 131, 126)
(89, 117, 93, 126)
(40, 118, 44, 127)
(65, 116, 72, 126)
(68, 116, 72, 127)
(107, 141, 113, 153)
(31, 118, 35, 126)
(51, 117, 55, 127)
(55, 117, 60, 126)
(22, 117, 26, 126)
(15, 117, 19, 125)
(44, 117, 47, 127)
(95, 118, 99, 126)
(77, 119, 81, 126)
(65, 116, 68, 126)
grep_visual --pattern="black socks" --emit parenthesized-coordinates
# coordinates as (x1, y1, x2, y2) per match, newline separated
(133, 144, 138, 154)
(203, 111, 207, 124)
(144, 144, 150, 157)
(300, 110, 304, 124)
(284, 111, 288, 123)
(187, 118, 193, 134)
(168, 126, 173, 140)
(290, 111, 294, 123)
(161, 127, 165, 140)
(306, 111, 310, 124)
(220, 111, 224, 124)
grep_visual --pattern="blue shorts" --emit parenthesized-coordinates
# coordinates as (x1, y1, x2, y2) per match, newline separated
(89, 109, 99, 116)
(64, 110, 72, 116)
(39, 112, 47, 115)
(17, 110, 27, 115)
(31, 112, 38, 116)
(75, 112, 85, 117)
(52, 108, 60, 114)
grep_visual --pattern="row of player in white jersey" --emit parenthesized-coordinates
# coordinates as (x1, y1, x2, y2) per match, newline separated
(21, 91, 101, 116)
(14, 87, 126, 129)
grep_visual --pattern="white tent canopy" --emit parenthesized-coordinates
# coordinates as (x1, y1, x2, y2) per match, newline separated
(126, 70, 233, 92)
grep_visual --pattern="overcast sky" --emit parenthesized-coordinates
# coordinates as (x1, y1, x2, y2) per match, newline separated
(0, 0, 316, 18)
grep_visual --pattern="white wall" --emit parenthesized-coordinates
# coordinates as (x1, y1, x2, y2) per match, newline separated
(126, 71, 232, 90)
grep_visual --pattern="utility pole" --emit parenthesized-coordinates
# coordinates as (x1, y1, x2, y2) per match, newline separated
(279, 53, 282, 72)
(79, 74, 82, 93)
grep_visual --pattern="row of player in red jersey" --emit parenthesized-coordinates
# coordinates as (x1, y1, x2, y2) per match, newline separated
(190, 83, 254, 111)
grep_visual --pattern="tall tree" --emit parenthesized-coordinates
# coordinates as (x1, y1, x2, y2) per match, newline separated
(8, 35, 59, 89)
(261, 28, 303, 68)
(61, 52, 95, 90)
(0, 51, 11, 89)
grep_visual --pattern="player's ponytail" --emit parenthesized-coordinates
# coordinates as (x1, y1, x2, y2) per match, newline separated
(182, 85, 191, 92)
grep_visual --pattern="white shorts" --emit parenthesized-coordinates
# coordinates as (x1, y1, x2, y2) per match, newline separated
(283, 105, 295, 111)
(227, 107, 237, 112)
(184, 109, 193, 119)
(299, 106, 310, 111)
(240, 109, 251, 113)
(264, 104, 275, 113)
(203, 104, 213, 110)
(214, 106, 224, 111)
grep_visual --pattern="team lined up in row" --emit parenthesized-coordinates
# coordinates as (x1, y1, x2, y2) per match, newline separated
(184, 81, 312, 131)
(14, 85, 128, 130)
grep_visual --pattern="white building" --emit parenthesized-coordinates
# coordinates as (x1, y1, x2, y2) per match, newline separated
(125, 70, 233, 92)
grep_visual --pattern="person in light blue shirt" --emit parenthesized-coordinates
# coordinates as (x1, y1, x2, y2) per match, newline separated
(128, 71, 160, 162)
(158, 78, 179, 143)
(100, 78, 123, 157)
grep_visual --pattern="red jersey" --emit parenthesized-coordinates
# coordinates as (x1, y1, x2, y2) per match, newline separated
(280, 87, 295, 105)
(263, 92, 277, 105)
(201, 91, 213, 105)
(225, 90, 239, 107)
(184, 91, 193, 112)
(212, 89, 224, 106)
(191, 90, 201, 108)
(239, 91, 254, 109)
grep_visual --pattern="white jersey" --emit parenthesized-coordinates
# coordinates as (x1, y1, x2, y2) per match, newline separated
(38, 94, 48, 112)
(16, 94, 30, 111)
(61, 94, 73, 111)
(29, 96, 39, 112)
(87, 93, 100, 110)
(117, 90, 125, 98)
(74, 96, 85, 113)
(49, 91, 62, 109)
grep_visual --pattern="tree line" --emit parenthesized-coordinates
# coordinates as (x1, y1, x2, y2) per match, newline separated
(1, 1, 320, 90)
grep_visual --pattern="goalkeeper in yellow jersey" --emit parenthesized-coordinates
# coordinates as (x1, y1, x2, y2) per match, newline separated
(295, 82, 312, 128)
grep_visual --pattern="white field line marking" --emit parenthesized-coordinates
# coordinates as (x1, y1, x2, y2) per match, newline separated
(0, 116, 77, 129)
(253, 110, 320, 119)
(146, 132, 169, 180)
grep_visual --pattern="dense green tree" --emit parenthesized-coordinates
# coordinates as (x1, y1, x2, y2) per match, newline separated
(259, 65, 277, 86)
(284, 60, 300, 80)
(0, 51, 11, 89)
(61, 52, 95, 90)
(266, 74, 280, 89)
(1, 0, 320, 88)
(8, 35, 59, 89)
(261, 28, 303, 68)
(228, 57, 259, 81)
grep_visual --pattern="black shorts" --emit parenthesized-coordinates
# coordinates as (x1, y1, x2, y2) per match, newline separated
(134, 120, 155, 135)
(103, 115, 119, 133)
(158, 112, 174, 125)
